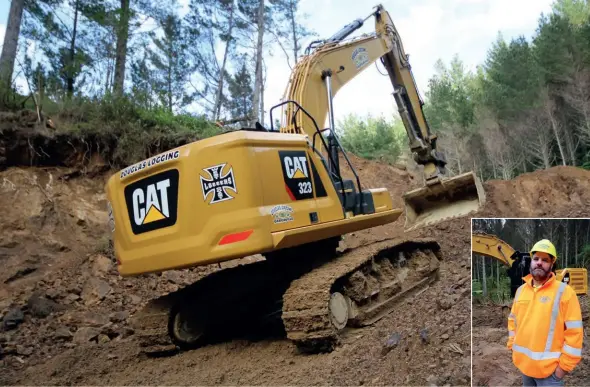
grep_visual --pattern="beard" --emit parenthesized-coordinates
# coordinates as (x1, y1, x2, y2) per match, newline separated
(531, 266, 551, 281)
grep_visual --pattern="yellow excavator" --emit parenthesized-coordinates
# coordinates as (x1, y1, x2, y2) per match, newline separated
(472, 233, 588, 296)
(105, 4, 484, 353)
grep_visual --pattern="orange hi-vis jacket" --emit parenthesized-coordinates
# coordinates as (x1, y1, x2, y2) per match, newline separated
(507, 272, 584, 378)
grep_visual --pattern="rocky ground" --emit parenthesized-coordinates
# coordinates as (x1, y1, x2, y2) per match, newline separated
(1, 118, 590, 385)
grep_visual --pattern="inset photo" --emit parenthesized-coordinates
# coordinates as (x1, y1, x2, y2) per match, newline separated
(472, 218, 589, 386)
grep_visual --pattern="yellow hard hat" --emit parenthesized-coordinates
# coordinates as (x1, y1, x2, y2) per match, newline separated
(530, 239, 557, 261)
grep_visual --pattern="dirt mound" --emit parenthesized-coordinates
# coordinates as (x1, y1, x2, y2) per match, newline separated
(0, 166, 254, 384)
(480, 166, 590, 218)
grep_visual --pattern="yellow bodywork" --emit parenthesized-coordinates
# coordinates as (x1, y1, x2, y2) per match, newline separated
(105, 4, 484, 280)
(106, 131, 400, 276)
(472, 233, 588, 295)
(472, 233, 518, 266)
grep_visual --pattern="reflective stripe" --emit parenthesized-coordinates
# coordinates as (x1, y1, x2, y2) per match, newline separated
(509, 331, 515, 337)
(565, 320, 583, 329)
(513, 344, 561, 360)
(563, 344, 582, 357)
(544, 282, 567, 352)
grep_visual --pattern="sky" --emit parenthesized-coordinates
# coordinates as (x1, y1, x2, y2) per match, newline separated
(0, 0, 556, 125)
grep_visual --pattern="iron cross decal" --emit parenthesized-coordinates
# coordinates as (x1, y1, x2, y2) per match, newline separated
(200, 163, 237, 204)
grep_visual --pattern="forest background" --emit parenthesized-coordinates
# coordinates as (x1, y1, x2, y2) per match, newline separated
(1, 0, 590, 174)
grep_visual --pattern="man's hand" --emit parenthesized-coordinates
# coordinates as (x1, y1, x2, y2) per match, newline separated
(555, 365, 567, 379)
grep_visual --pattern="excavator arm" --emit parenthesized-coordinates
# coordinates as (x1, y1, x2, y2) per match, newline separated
(278, 4, 485, 231)
(472, 233, 519, 267)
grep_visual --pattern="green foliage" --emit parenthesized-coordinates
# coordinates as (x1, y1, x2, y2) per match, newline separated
(472, 275, 511, 303)
(578, 244, 590, 267)
(54, 94, 221, 166)
(552, 0, 590, 25)
(482, 35, 543, 121)
(533, 13, 584, 86)
(227, 61, 253, 119)
(336, 113, 404, 164)
(425, 55, 477, 134)
(147, 13, 194, 112)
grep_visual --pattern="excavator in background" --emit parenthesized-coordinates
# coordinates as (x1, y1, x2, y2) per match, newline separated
(472, 233, 588, 297)
(105, 4, 485, 354)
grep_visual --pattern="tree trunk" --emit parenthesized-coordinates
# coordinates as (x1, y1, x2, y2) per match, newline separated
(481, 257, 487, 297)
(565, 132, 577, 166)
(114, 0, 130, 95)
(565, 222, 569, 268)
(105, 57, 113, 95)
(289, 0, 298, 62)
(251, 0, 265, 126)
(213, 1, 235, 121)
(546, 103, 567, 166)
(167, 61, 172, 112)
(0, 0, 25, 89)
(260, 61, 266, 125)
(67, 0, 80, 99)
(575, 226, 578, 267)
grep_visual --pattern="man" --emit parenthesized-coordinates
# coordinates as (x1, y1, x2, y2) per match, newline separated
(507, 239, 584, 386)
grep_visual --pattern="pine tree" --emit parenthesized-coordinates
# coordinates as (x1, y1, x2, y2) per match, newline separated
(148, 13, 194, 112)
(227, 61, 253, 119)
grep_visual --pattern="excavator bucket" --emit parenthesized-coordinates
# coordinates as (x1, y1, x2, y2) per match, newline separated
(403, 171, 485, 231)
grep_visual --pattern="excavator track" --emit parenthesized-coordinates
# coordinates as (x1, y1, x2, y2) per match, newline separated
(282, 238, 441, 352)
(130, 237, 441, 355)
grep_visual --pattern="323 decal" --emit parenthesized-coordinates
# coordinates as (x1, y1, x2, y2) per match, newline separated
(279, 150, 314, 200)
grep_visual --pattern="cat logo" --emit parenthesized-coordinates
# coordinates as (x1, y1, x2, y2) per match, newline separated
(124, 169, 179, 235)
(279, 150, 314, 201)
(283, 155, 309, 179)
(132, 180, 170, 225)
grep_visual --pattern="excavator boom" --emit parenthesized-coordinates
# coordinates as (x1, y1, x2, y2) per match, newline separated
(280, 4, 485, 231)
(472, 233, 518, 267)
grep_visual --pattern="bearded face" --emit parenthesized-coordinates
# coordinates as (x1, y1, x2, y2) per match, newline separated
(530, 252, 553, 282)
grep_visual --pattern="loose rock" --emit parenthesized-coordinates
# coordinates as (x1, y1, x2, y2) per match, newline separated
(73, 327, 100, 344)
(16, 345, 33, 356)
(27, 292, 60, 318)
(2, 308, 24, 330)
(53, 327, 73, 340)
(110, 311, 129, 323)
(92, 255, 112, 277)
(81, 278, 112, 305)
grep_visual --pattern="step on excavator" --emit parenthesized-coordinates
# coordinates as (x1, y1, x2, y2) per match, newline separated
(105, 4, 485, 354)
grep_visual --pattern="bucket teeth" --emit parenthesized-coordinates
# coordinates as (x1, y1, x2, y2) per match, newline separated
(403, 171, 485, 231)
